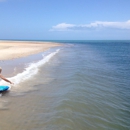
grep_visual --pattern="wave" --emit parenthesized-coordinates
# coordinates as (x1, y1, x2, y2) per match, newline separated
(0, 49, 60, 86)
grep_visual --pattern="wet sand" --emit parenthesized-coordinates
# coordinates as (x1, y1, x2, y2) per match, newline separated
(0, 46, 60, 130)
(0, 42, 62, 130)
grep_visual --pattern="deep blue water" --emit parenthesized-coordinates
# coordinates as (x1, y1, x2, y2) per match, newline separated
(36, 40, 130, 130)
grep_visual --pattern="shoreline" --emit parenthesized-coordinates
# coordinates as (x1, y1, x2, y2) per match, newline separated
(0, 51, 44, 77)
(0, 41, 62, 77)
(0, 41, 62, 60)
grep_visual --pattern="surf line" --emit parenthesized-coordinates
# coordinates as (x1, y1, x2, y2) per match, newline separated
(0, 49, 60, 86)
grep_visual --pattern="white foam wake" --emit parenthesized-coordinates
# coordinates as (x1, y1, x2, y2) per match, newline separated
(0, 49, 60, 86)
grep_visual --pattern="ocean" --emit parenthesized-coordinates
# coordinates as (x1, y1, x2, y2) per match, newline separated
(0, 40, 130, 130)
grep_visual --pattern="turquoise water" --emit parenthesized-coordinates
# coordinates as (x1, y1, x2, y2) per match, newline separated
(0, 40, 130, 130)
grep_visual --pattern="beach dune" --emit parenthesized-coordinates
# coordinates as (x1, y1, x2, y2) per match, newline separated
(0, 41, 61, 60)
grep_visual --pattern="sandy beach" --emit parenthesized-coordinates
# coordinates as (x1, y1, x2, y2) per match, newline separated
(0, 41, 61, 60)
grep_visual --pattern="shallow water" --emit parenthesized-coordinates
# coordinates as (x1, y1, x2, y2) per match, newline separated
(0, 41, 130, 130)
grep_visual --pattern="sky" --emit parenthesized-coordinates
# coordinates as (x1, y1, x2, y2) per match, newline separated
(0, 0, 130, 40)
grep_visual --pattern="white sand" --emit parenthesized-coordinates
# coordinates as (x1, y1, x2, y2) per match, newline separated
(0, 41, 62, 60)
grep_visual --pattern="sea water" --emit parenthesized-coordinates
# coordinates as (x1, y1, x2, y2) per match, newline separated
(0, 40, 130, 130)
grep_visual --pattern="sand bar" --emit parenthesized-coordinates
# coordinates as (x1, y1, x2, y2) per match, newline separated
(0, 41, 62, 60)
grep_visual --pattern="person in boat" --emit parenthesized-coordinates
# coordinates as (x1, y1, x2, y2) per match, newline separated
(0, 67, 13, 84)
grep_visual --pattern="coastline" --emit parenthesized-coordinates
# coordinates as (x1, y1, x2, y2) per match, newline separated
(0, 42, 62, 94)
(0, 40, 62, 78)
(0, 41, 62, 60)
